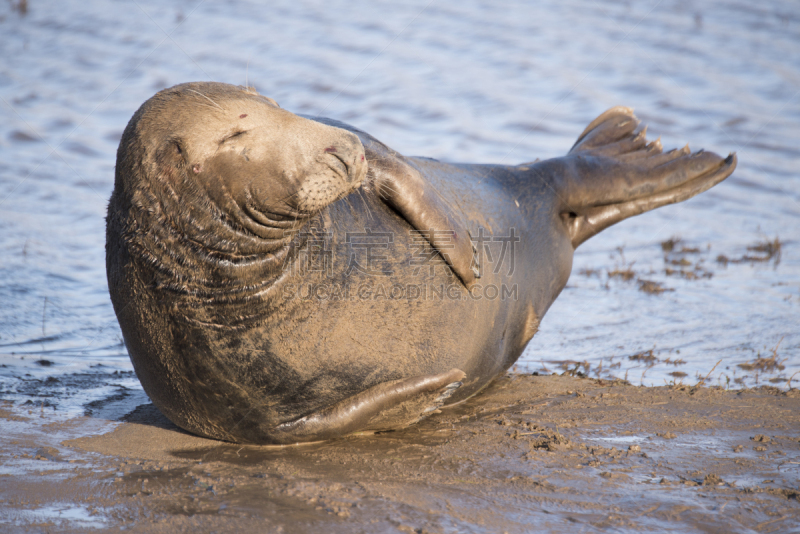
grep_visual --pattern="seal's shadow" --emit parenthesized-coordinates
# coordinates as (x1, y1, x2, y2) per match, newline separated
(81, 381, 192, 436)
(119, 402, 185, 433)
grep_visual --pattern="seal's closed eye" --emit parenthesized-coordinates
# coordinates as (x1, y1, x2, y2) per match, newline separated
(221, 130, 247, 143)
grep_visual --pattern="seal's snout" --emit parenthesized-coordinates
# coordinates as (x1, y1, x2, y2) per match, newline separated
(293, 130, 367, 213)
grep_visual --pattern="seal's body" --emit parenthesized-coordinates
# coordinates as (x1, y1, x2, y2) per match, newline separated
(107, 82, 735, 443)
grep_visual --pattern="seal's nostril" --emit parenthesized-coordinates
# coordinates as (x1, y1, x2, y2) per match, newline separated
(324, 146, 337, 153)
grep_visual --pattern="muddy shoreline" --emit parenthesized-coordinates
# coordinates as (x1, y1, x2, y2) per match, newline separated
(2, 1, 798, 531)
(1, 373, 798, 532)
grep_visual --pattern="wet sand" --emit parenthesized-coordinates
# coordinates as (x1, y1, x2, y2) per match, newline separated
(2, 374, 798, 532)
(2, 0, 798, 391)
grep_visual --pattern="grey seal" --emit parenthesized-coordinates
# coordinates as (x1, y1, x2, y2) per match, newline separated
(106, 82, 736, 443)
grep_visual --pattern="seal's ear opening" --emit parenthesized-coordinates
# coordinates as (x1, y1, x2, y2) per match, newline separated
(154, 139, 188, 184)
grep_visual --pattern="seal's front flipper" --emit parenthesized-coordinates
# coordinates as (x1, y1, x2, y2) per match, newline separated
(303, 115, 478, 287)
(365, 144, 478, 288)
(267, 368, 466, 444)
(550, 106, 736, 247)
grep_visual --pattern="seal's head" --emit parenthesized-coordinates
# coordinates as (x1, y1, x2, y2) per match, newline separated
(117, 81, 366, 231)
(109, 82, 367, 316)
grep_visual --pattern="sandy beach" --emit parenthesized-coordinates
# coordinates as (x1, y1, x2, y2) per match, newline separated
(1, 373, 798, 532)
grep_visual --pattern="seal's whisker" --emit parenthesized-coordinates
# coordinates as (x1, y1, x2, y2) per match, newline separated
(259, 189, 303, 211)
(377, 182, 400, 197)
(186, 89, 225, 111)
(357, 188, 374, 222)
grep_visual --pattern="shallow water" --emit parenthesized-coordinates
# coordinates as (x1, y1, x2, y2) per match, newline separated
(0, 0, 798, 418)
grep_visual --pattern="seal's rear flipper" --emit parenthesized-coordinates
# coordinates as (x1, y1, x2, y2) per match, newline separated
(550, 107, 736, 248)
(267, 368, 466, 444)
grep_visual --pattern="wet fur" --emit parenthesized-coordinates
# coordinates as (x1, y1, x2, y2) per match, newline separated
(107, 83, 735, 444)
